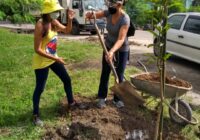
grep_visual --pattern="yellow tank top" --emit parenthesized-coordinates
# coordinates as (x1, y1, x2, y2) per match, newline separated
(32, 30, 58, 69)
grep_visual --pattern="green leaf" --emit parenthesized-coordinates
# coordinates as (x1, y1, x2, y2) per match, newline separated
(154, 26, 162, 33)
(162, 24, 171, 33)
(148, 30, 159, 37)
(163, 53, 172, 60)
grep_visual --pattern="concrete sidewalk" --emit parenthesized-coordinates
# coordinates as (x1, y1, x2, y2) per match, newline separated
(0, 23, 35, 33)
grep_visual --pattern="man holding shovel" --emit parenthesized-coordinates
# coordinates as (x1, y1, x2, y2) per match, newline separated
(86, 0, 130, 108)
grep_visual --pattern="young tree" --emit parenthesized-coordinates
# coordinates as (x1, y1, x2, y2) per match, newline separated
(147, 0, 169, 139)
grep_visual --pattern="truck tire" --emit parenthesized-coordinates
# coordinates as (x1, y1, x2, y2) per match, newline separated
(71, 24, 80, 35)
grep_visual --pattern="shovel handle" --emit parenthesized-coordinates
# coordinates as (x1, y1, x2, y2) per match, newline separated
(91, 11, 119, 83)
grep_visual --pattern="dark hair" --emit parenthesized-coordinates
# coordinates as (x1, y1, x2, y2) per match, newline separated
(41, 14, 50, 37)
(110, 0, 125, 5)
(41, 14, 56, 37)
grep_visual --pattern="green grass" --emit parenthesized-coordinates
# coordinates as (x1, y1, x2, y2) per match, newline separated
(0, 28, 103, 139)
(0, 28, 199, 140)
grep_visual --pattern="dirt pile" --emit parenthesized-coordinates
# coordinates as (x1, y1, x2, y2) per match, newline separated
(43, 122, 101, 140)
(135, 73, 191, 88)
(43, 95, 187, 140)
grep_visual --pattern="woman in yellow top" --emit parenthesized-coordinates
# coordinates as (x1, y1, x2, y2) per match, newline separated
(32, 0, 76, 126)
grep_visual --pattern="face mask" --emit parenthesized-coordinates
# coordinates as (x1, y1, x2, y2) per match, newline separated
(108, 6, 117, 15)
(50, 12, 60, 20)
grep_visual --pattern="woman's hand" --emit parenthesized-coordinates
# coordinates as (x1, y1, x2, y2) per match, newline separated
(56, 57, 66, 65)
(67, 9, 75, 20)
(105, 51, 114, 64)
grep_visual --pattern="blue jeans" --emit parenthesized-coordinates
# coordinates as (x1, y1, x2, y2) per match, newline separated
(98, 51, 129, 101)
(33, 62, 74, 115)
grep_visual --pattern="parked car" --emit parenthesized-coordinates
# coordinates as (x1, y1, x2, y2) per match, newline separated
(154, 12, 200, 64)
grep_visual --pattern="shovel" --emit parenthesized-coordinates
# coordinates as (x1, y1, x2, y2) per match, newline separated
(90, 11, 145, 107)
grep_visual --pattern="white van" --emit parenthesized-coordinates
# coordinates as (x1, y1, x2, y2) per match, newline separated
(59, 0, 107, 35)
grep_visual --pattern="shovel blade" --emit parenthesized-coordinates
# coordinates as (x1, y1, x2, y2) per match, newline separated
(110, 81, 145, 107)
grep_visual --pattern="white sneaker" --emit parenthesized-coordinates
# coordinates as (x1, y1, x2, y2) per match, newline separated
(113, 100, 124, 108)
(97, 98, 106, 108)
(33, 115, 44, 127)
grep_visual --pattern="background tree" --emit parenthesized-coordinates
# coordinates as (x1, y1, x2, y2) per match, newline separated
(189, 0, 200, 12)
(168, 0, 186, 14)
(125, 0, 152, 27)
(125, 0, 186, 28)
(192, 0, 200, 6)
(0, 0, 42, 23)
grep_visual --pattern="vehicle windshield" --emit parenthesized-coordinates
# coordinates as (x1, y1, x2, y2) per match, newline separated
(84, 0, 106, 10)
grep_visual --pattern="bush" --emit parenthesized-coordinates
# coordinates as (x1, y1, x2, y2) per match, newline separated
(0, 10, 6, 20)
(188, 6, 200, 12)
(125, 0, 152, 27)
(125, 0, 186, 27)
(0, 0, 42, 23)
